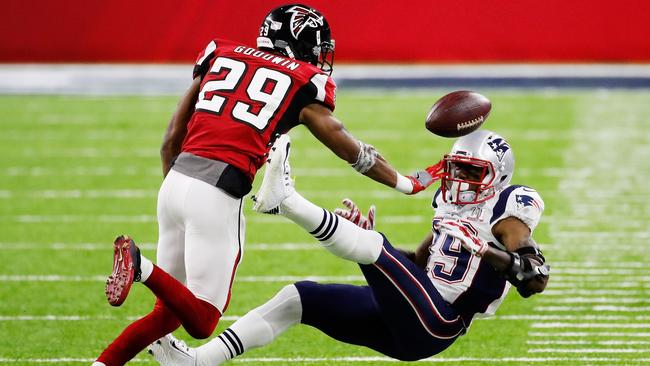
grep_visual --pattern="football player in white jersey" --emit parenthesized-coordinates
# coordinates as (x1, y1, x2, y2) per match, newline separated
(148, 130, 550, 364)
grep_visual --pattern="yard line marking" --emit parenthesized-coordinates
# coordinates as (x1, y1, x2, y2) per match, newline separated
(528, 340, 650, 345)
(2, 356, 650, 363)
(8, 214, 638, 227)
(0, 242, 319, 251)
(4, 314, 649, 322)
(548, 282, 650, 288)
(552, 261, 650, 268)
(0, 315, 240, 322)
(531, 322, 650, 329)
(552, 268, 650, 275)
(0, 189, 431, 201)
(7, 274, 649, 285)
(538, 297, 650, 304)
(498, 315, 650, 321)
(529, 331, 650, 337)
(546, 276, 650, 283)
(529, 348, 650, 354)
(543, 289, 647, 296)
(0, 275, 366, 283)
(535, 306, 650, 312)
(7, 214, 431, 224)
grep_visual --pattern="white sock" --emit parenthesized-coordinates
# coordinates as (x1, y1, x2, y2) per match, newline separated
(139, 255, 154, 282)
(91, 362, 106, 366)
(281, 192, 383, 264)
(195, 285, 302, 366)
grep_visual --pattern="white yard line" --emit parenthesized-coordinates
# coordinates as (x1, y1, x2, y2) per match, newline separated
(5, 314, 649, 322)
(542, 289, 647, 296)
(0, 242, 318, 251)
(529, 332, 650, 337)
(0, 315, 240, 322)
(1, 356, 649, 363)
(531, 322, 650, 329)
(498, 315, 650, 321)
(535, 306, 650, 312)
(537, 297, 650, 304)
(0, 275, 366, 283)
(528, 349, 650, 353)
(528, 340, 650, 345)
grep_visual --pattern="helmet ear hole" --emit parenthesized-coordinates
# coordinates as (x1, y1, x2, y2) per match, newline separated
(500, 175, 508, 183)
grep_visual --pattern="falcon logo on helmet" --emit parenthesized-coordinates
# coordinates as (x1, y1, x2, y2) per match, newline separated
(286, 5, 324, 39)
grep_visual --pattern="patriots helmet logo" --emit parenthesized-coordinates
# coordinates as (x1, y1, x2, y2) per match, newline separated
(516, 195, 542, 210)
(487, 137, 510, 161)
(286, 5, 324, 39)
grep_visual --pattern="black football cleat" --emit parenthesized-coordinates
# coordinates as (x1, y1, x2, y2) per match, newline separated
(105, 235, 141, 306)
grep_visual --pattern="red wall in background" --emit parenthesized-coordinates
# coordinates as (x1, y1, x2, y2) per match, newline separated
(2, 0, 649, 63)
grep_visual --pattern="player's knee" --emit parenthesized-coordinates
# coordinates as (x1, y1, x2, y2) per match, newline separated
(185, 316, 219, 339)
(185, 300, 221, 339)
(276, 284, 301, 312)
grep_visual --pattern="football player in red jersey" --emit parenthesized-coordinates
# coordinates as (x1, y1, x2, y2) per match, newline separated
(94, 4, 441, 366)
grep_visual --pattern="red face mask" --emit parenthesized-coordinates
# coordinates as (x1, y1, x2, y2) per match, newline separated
(441, 154, 496, 205)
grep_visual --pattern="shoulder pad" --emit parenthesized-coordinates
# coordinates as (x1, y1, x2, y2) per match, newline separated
(193, 40, 218, 80)
(490, 185, 544, 231)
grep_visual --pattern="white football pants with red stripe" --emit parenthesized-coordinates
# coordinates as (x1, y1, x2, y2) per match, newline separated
(157, 169, 245, 313)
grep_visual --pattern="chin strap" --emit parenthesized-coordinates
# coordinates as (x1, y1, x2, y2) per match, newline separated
(504, 246, 550, 298)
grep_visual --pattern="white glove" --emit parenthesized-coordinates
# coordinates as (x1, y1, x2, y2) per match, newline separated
(334, 198, 376, 230)
(437, 219, 488, 256)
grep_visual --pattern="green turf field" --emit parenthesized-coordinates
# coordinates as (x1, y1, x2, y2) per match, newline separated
(1, 90, 649, 365)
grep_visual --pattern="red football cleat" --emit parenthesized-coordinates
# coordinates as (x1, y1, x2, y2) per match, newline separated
(105, 235, 141, 307)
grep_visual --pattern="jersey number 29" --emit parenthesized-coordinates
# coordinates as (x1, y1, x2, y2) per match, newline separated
(196, 57, 291, 131)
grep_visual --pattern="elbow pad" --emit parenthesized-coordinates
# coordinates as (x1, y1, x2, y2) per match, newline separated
(351, 141, 378, 174)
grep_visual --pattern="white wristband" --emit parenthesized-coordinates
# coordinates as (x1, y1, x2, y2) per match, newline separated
(394, 174, 414, 194)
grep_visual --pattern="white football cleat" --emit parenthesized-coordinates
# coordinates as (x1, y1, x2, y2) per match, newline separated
(148, 334, 197, 366)
(252, 134, 295, 214)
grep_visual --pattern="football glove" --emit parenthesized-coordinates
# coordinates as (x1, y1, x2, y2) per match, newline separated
(334, 198, 376, 230)
(436, 219, 488, 256)
(504, 247, 550, 298)
(406, 160, 445, 194)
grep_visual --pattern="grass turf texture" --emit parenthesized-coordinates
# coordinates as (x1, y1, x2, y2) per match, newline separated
(1, 91, 649, 365)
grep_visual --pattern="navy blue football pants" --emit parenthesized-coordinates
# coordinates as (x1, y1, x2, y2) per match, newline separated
(295, 235, 467, 361)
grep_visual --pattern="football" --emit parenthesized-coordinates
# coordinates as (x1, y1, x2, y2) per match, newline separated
(425, 90, 491, 138)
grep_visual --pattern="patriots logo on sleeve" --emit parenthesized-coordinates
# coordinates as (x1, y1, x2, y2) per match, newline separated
(516, 195, 541, 210)
(286, 5, 324, 39)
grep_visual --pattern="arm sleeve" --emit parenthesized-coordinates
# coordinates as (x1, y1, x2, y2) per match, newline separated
(500, 186, 545, 232)
(192, 40, 218, 80)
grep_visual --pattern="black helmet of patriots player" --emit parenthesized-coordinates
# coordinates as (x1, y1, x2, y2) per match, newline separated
(257, 4, 335, 74)
(441, 130, 515, 205)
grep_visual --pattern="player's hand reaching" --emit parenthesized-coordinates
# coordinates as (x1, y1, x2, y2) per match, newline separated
(334, 199, 376, 230)
(406, 160, 445, 195)
(437, 219, 488, 256)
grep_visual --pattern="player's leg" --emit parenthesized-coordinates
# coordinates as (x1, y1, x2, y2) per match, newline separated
(357, 238, 465, 359)
(148, 282, 400, 366)
(141, 169, 243, 338)
(149, 284, 301, 366)
(253, 135, 383, 265)
(96, 173, 188, 366)
(178, 172, 246, 337)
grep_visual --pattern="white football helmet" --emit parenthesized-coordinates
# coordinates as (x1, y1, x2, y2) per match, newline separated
(442, 130, 514, 205)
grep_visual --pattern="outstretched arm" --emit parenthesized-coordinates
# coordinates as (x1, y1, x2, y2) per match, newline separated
(160, 76, 201, 177)
(300, 103, 442, 194)
(438, 217, 549, 297)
